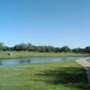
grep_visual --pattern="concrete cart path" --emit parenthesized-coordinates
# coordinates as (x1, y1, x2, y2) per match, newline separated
(76, 57, 90, 84)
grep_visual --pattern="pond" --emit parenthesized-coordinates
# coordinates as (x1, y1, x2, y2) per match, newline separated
(0, 56, 88, 66)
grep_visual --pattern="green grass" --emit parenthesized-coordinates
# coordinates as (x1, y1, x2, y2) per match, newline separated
(87, 58, 90, 62)
(0, 60, 89, 90)
(0, 51, 89, 59)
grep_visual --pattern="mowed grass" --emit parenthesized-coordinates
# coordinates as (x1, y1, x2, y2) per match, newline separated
(0, 60, 90, 90)
(87, 58, 90, 62)
(0, 51, 89, 59)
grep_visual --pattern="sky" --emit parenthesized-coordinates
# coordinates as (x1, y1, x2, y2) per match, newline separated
(0, 0, 90, 48)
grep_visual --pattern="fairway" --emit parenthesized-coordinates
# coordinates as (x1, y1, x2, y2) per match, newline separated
(0, 51, 89, 59)
(87, 58, 90, 62)
(0, 60, 89, 90)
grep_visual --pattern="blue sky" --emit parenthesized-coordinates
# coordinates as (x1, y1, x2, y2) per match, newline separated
(0, 0, 90, 48)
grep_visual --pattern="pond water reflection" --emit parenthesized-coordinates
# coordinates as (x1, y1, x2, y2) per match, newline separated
(0, 56, 88, 66)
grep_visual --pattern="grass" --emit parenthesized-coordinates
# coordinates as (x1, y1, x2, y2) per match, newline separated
(0, 60, 89, 90)
(0, 51, 89, 59)
(87, 58, 90, 62)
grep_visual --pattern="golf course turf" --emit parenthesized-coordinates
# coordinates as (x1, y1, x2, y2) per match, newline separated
(87, 58, 90, 62)
(0, 60, 90, 90)
(0, 51, 89, 59)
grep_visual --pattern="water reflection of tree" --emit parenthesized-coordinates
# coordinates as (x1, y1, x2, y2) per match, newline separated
(0, 60, 2, 65)
(19, 58, 31, 64)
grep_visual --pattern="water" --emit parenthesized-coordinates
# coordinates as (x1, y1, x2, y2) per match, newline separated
(0, 56, 88, 66)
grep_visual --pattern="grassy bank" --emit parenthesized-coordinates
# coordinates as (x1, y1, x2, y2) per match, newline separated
(0, 60, 89, 90)
(0, 51, 89, 59)
(87, 58, 90, 62)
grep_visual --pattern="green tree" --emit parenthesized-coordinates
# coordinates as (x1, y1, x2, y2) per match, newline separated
(0, 42, 5, 50)
(72, 48, 82, 53)
(61, 46, 71, 53)
(54, 47, 61, 53)
(13, 43, 32, 51)
(84, 46, 90, 54)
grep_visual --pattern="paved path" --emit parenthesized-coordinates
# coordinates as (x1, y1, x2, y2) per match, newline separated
(76, 57, 90, 85)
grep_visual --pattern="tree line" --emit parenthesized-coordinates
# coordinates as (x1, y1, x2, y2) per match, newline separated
(0, 42, 90, 54)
